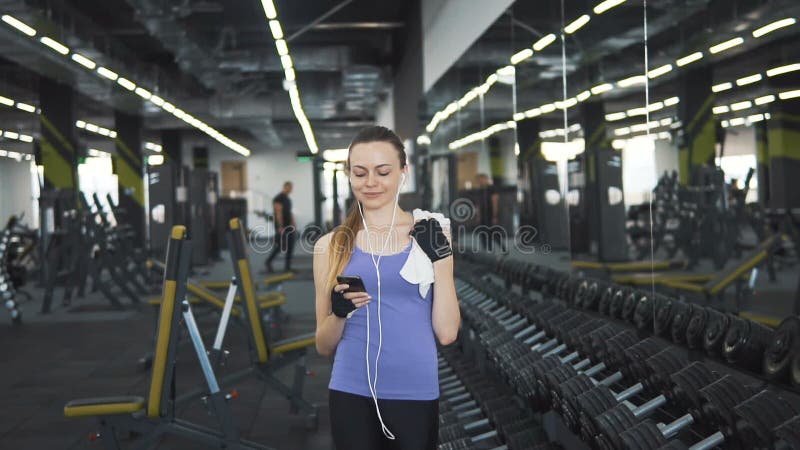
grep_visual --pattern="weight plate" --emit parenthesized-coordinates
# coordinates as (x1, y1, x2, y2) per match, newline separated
(764, 316, 800, 382)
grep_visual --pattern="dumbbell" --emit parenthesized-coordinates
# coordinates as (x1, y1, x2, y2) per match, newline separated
(439, 403, 525, 445)
(653, 296, 687, 337)
(722, 317, 773, 372)
(620, 388, 798, 450)
(764, 317, 800, 382)
(576, 348, 697, 442)
(773, 415, 800, 450)
(597, 286, 617, 316)
(590, 361, 723, 449)
(684, 306, 715, 349)
(702, 311, 736, 355)
(573, 279, 598, 310)
(560, 344, 681, 433)
(669, 303, 698, 345)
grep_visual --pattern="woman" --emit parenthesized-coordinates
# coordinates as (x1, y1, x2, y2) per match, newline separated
(313, 126, 461, 450)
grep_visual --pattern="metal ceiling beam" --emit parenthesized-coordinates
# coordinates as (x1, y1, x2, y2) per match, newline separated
(286, 0, 354, 43)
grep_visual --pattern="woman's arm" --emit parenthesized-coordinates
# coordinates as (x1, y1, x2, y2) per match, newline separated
(312, 233, 371, 356)
(313, 234, 347, 356)
(431, 255, 460, 345)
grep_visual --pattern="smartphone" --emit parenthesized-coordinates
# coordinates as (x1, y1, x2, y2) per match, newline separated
(337, 275, 367, 293)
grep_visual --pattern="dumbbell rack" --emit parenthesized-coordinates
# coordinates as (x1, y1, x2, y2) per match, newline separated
(437, 346, 562, 449)
(0, 226, 22, 324)
(452, 253, 800, 449)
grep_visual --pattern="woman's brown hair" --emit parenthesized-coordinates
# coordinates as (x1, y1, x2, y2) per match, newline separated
(324, 126, 407, 291)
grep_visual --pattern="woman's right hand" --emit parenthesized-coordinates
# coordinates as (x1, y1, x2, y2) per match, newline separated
(331, 284, 371, 318)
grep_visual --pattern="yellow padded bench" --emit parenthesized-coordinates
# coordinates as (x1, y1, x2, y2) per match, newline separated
(64, 396, 145, 417)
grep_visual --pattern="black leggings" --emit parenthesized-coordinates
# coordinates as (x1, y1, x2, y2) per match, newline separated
(329, 389, 439, 450)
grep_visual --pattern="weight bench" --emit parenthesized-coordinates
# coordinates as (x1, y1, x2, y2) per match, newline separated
(64, 226, 269, 449)
(177, 218, 318, 429)
(572, 259, 688, 275)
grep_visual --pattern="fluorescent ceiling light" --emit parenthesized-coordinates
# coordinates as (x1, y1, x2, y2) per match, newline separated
(577, 90, 591, 102)
(593, 0, 627, 14)
(4, 131, 19, 139)
(736, 74, 762, 86)
(162, 102, 175, 113)
(664, 97, 680, 106)
(712, 82, 733, 92)
(513, 112, 525, 121)
(721, 120, 730, 128)
(486, 73, 499, 85)
(260, 0, 277, 19)
(614, 127, 631, 136)
(676, 52, 703, 67)
(630, 123, 648, 132)
(275, 39, 288, 56)
(19, 134, 33, 142)
(564, 15, 590, 34)
(2, 15, 36, 36)
(605, 112, 627, 121)
(510, 48, 533, 65)
(281, 54, 293, 70)
(709, 37, 744, 54)
(75, 120, 86, 128)
(285, 68, 296, 81)
(779, 89, 800, 100)
(416, 135, 431, 146)
(730, 101, 752, 111)
(618, 75, 646, 87)
(647, 102, 664, 112)
(134, 87, 151, 99)
(97, 127, 111, 136)
(748, 113, 765, 123)
(524, 108, 542, 118)
(627, 107, 647, 116)
(712, 105, 730, 114)
(97, 67, 118, 81)
(147, 155, 164, 165)
(150, 95, 165, 106)
(0, 96, 13, 106)
(323, 148, 349, 161)
(540, 103, 556, 113)
(117, 77, 136, 91)
(16, 103, 35, 113)
(767, 63, 800, 77)
(533, 34, 556, 51)
(40, 37, 69, 55)
(752, 18, 796, 38)
(85, 123, 99, 132)
(659, 118, 673, 126)
(496, 65, 515, 77)
(648, 64, 673, 79)
(269, 20, 283, 40)
(755, 95, 775, 105)
(71, 53, 96, 69)
(730, 117, 746, 126)
(590, 83, 613, 95)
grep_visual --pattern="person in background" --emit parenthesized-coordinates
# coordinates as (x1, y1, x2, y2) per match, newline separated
(265, 181, 296, 273)
(476, 173, 505, 253)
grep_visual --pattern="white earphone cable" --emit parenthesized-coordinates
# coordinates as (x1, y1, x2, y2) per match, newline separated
(356, 173, 404, 440)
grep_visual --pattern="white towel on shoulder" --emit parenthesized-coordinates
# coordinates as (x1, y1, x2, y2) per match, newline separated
(400, 209, 451, 298)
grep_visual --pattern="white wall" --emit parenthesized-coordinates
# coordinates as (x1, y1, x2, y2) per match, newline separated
(653, 138, 680, 179)
(422, 0, 514, 92)
(0, 159, 35, 226)
(200, 141, 315, 234)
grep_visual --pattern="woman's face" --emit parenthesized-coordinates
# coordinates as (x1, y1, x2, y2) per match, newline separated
(348, 141, 405, 209)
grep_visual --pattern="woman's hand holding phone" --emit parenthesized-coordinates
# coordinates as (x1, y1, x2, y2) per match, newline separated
(331, 278, 371, 319)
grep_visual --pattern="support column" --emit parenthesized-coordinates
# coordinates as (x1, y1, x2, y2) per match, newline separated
(517, 118, 569, 249)
(581, 101, 626, 261)
(193, 146, 209, 169)
(312, 156, 324, 227)
(161, 130, 182, 164)
(755, 121, 770, 207)
(678, 66, 716, 185)
(38, 78, 78, 205)
(489, 136, 504, 186)
(114, 110, 145, 243)
(766, 94, 800, 209)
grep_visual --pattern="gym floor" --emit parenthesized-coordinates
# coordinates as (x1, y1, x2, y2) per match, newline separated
(0, 249, 334, 450)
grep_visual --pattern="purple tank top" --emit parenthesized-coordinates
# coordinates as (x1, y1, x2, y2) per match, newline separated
(329, 241, 439, 400)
